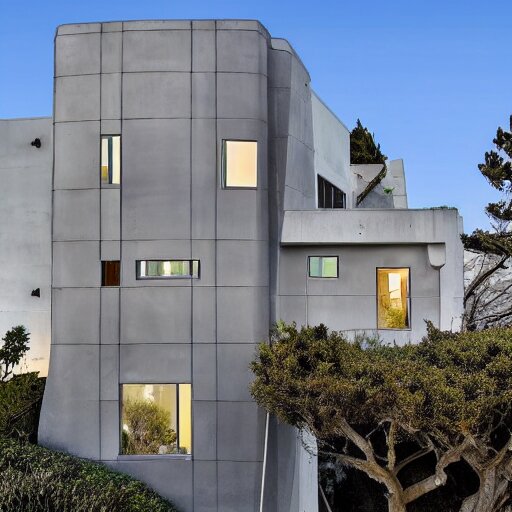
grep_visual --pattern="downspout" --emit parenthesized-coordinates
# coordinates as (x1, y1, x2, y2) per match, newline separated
(259, 412, 270, 512)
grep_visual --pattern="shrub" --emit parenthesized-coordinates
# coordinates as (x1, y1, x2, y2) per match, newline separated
(0, 372, 45, 442)
(122, 399, 177, 455)
(0, 437, 179, 512)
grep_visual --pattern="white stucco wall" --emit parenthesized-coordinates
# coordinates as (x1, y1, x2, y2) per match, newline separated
(0, 117, 52, 376)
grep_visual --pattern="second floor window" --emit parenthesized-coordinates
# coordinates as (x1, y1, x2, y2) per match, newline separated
(222, 140, 258, 188)
(101, 135, 121, 185)
(318, 175, 346, 209)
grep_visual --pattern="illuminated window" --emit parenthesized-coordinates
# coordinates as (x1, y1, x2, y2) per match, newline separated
(101, 135, 121, 185)
(136, 260, 199, 279)
(377, 268, 410, 329)
(222, 140, 257, 188)
(102, 261, 120, 286)
(121, 384, 192, 455)
(317, 175, 346, 208)
(309, 256, 338, 278)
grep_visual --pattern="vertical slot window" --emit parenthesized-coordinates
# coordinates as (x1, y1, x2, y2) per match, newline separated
(222, 140, 258, 188)
(377, 268, 410, 329)
(101, 135, 121, 185)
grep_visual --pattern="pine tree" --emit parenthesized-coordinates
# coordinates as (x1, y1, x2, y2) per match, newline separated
(350, 119, 387, 165)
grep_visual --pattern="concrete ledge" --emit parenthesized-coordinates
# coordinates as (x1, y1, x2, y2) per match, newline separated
(281, 208, 461, 245)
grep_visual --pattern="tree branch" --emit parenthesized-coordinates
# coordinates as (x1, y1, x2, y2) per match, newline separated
(464, 254, 509, 306)
(393, 446, 435, 476)
(387, 420, 397, 471)
(403, 438, 472, 504)
(339, 417, 376, 462)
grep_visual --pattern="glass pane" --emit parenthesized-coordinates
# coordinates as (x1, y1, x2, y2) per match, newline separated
(178, 384, 192, 454)
(321, 257, 338, 278)
(111, 136, 121, 184)
(101, 138, 110, 184)
(317, 175, 325, 208)
(309, 257, 321, 277)
(121, 384, 178, 455)
(224, 141, 257, 187)
(334, 188, 346, 208)
(377, 268, 410, 329)
(324, 182, 333, 208)
(137, 260, 199, 279)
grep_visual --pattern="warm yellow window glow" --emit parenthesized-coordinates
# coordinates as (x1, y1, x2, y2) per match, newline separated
(223, 140, 257, 188)
(101, 135, 121, 185)
(121, 383, 191, 455)
(377, 268, 410, 329)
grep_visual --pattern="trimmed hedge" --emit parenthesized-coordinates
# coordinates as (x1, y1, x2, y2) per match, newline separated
(0, 437, 179, 512)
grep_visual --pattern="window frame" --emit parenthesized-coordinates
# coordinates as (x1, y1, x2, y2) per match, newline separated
(135, 260, 200, 280)
(100, 134, 121, 187)
(308, 256, 339, 279)
(119, 383, 192, 459)
(376, 267, 411, 331)
(221, 139, 258, 190)
(317, 174, 346, 209)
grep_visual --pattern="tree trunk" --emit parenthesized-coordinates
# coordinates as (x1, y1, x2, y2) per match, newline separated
(387, 493, 407, 512)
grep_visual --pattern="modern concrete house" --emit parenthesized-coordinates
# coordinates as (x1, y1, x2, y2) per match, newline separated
(0, 18, 464, 512)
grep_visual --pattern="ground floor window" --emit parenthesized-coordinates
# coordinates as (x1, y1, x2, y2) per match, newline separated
(121, 383, 192, 455)
(377, 268, 410, 329)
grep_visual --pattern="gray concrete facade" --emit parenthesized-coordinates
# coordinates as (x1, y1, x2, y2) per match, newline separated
(19, 18, 467, 512)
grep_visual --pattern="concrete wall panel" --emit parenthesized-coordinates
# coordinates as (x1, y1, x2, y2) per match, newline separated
(54, 121, 100, 190)
(217, 287, 269, 343)
(218, 461, 262, 512)
(192, 73, 216, 118)
(120, 343, 191, 382)
(123, 30, 191, 72)
(217, 402, 265, 461)
(217, 30, 267, 75)
(122, 73, 191, 119)
(194, 461, 217, 512)
(217, 344, 257, 402)
(53, 241, 100, 288)
(122, 119, 191, 240)
(193, 400, 217, 460)
(101, 189, 121, 241)
(193, 344, 216, 400)
(55, 33, 101, 76)
(100, 400, 119, 460)
(53, 189, 100, 241)
(217, 73, 267, 121)
(55, 75, 100, 122)
(217, 241, 269, 287)
(192, 287, 216, 343)
(100, 287, 120, 344)
(121, 287, 192, 343)
(192, 30, 215, 72)
(52, 287, 100, 344)
(100, 345, 119, 401)
(38, 344, 100, 459)
(101, 32, 122, 73)
(101, 73, 121, 119)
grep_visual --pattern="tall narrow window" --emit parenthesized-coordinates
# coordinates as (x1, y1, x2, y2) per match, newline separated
(222, 140, 257, 188)
(136, 260, 199, 279)
(101, 135, 121, 185)
(309, 256, 339, 278)
(121, 383, 192, 455)
(102, 261, 120, 286)
(318, 175, 346, 209)
(377, 268, 410, 329)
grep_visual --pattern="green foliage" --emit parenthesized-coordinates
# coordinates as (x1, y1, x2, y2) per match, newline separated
(0, 437, 179, 512)
(350, 119, 387, 165)
(0, 372, 45, 442)
(384, 306, 407, 328)
(122, 400, 177, 455)
(0, 325, 30, 381)
(251, 322, 512, 454)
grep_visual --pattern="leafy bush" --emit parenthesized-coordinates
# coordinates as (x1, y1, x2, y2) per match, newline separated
(0, 437, 179, 512)
(0, 372, 45, 442)
(122, 399, 177, 455)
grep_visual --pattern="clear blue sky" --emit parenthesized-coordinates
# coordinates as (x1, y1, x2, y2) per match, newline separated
(1, 0, 510, 233)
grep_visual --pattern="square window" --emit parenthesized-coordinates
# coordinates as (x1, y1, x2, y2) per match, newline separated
(102, 261, 120, 286)
(223, 140, 257, 188)
(121, 383, 192, 455)
(136, 260, 200, 279)
(308, 256, 339, 278)
(377, 268, 410, 329)
(101, 135, 121, 185)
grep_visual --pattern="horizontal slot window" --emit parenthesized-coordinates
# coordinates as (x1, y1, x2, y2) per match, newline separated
(308, 256, 339, 278)
(136, 260, 199, 279)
